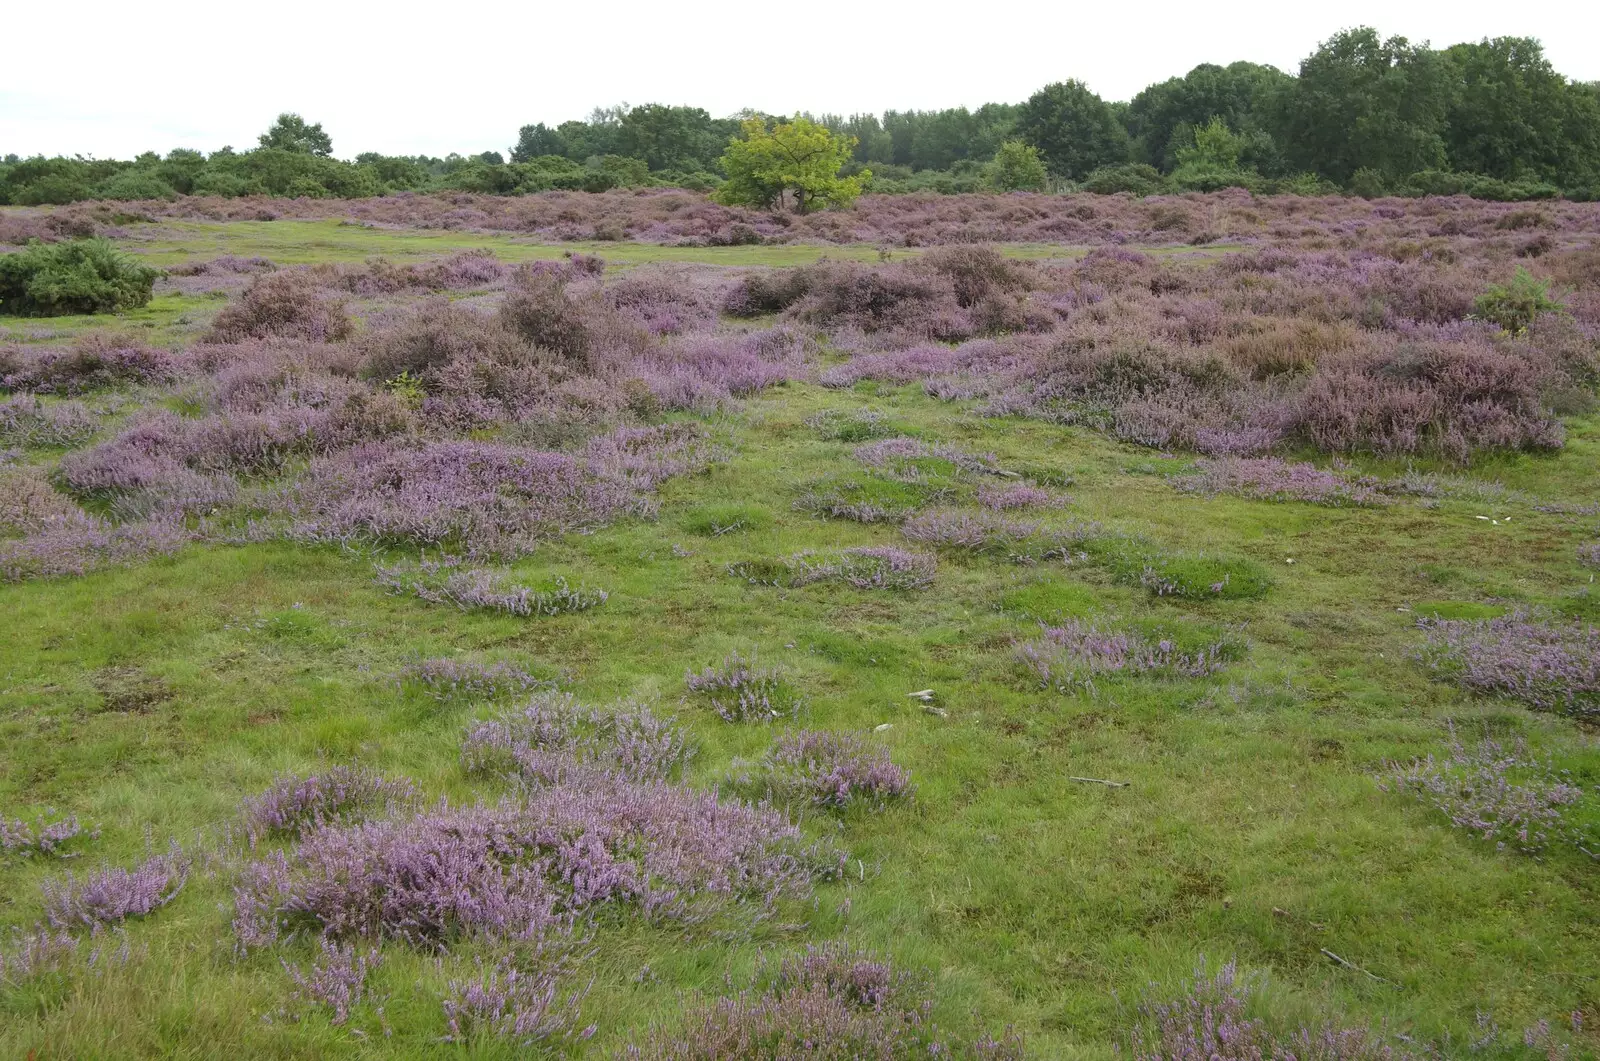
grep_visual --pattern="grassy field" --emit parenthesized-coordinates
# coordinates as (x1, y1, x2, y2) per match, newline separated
(1, 216, 1597, 1059)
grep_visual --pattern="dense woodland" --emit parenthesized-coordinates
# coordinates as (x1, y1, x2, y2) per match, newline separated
(5, 28, 1600, 207)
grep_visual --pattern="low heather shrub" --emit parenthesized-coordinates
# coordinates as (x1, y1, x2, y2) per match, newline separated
(1084, 539, 1273, 600)
(0, 395, 97, 447)
(1580, 543, 1600, 569)
(233, 782, 841, 948)
(206, 271, 354, 343)
(1380, 726, 1594, 858)
(685, 651, 801, 723)
(278, 424, 716, 557)
(1173, 458, 1390, 507)
(0, 927, 81, 985)
(781, 546, 938, 590)
(794, 475, 952, 524)
(627, 944, 1022, 1060)
(0, 810, 96, 857)
(1016, 620, 1235, 691)
(1, 468, 84, 535)
(977, 480, 1066, 510)
(1417, 611, 1600, 718)
(746, 730, 914, 810)
(242, 766, 416, 842)
(442, 957, 594, 1045)
(461, 693, 693, 784)
(1127, 959, 1410, 1060)
(803, 409, 893, 441)
(41, 846, 189, 930)
(4, 334, 178, 394)
(397, 658, 555, 701)
(282, 938, 382, 1026)
(853, 436, 1002, 480)
(634, 328, 811, 411)
(374, 557, 608, 617)
(900, 508, 1098, 562)
(0, 513, 186, 582)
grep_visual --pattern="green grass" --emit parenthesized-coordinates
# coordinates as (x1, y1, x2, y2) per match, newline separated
(0, 231, 1597, 1059)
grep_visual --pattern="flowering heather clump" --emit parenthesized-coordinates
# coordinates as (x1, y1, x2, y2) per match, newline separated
(605, 266, 722, 335)
(233, 782, 840, 948)
(205, 271, 354, 343)
(0, 513, 186, 582)
(278, 437, 659, 558)
(852, 436, 1002, 479)
(793, 475, 952, 524)
(374, 557, 608, 617)
(1174, 457, 1391, 507)
(1580, 543, 1600, 568)
(397, 658, 555, 701)
(3, 334, 179, 394)
(442, 957, 594, 1045)
(0, 810, 96, 857)
(1127, 959, 1409, 1060)
(1016, 620, 1234, 691)
(900, 507, 1098, 561)
(282, 938, 382, 1026)
(627, 944, 1022, 1060)
(803, 408, 893, 441)
(1380, 726, 1593, 857)
(752, 730, 914, 810)
(685, 651, 800, 722)
(635, 328, 811, 411)
(977, 480, 1066, 510)
(0, 394, 97, 447)
(242, 766, 416, 842)
(41, 846, 189, 930)
(461, 693, 693, 784)
(0, 927, 80, 985)
(784, 546, 938, 590)
(1417, 611, 1600, 718)
(1, 467, 84, 534)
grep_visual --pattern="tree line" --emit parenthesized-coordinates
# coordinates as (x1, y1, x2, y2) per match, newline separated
(4, 28, 1598, 208)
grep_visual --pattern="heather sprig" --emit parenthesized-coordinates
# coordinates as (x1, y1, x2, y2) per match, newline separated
(442, 956, 595, 1045)
(1174, 457, 1391, 507)
(374, 557, 608, 617)
(242, 766, 416, 842)
(743, 730, 914, 810)
(282, 938, 383, 1026)
(1016, 619, 1236, 691)
(732, 546, 937, 591)
(1, 810, 97, 858)
(685, 650, 802, 722)
(1380, 725, 1594, 858)
(900, 507, 1100, 562)
(1127, 958, 1411, 1060)
(461, 693, 693, 784)
(396, 657, 556, 702)
(1579, 543, 1600, 569)
(41, 845, 189, 930)
(626, 944, 1022, 1060)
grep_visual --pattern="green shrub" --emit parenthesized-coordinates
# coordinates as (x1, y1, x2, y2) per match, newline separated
(95, 169, 178, 202)
(1079, 163, 1165, 197)
(1472, 267, 1566, 334)
(0, 239, 161, 316)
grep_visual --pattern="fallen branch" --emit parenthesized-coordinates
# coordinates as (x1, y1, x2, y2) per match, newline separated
(1320, 948, 1396, 986)
(1068, 776, 1129, 788)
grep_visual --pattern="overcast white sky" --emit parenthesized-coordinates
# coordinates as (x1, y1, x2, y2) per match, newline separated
(3, 0, 1597, 161)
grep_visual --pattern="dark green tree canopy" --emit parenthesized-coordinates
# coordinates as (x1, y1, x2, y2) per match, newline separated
(1125, 61, 1291, 171)
(257, 113, 333, 157)
(1016, 80, 1130, 180)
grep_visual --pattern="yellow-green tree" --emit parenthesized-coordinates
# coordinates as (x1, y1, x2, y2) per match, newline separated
(715, 117, 868, 214)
